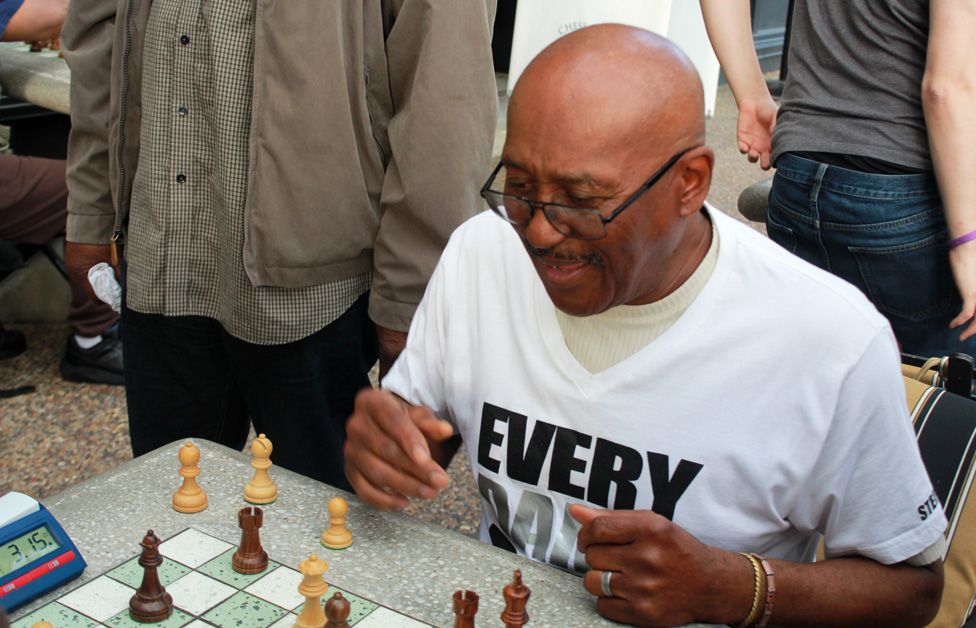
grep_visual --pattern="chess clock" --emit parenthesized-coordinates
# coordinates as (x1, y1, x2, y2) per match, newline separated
(0, 492, 86, 612)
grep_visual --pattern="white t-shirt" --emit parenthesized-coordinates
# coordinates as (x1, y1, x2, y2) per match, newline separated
(383, 207, 946, 574)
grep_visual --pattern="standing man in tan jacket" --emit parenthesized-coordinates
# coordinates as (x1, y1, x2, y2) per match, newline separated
(60, 0, 497, 488)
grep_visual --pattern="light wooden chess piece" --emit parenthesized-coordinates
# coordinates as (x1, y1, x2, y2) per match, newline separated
(31, 621, 54, 628)
(172, 441, 208, 513)
(320, 497, 352, 550)
(244, 434, 278, 504)
(294, 554, 329, 628)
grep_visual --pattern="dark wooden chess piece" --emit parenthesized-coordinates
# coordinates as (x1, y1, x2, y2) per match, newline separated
(452, 589, 479, 628)
(232, 506, 269, 574)
(324, 591, 351, 628)
(501, 569, 530, 627)
(129, 530, 174, 622)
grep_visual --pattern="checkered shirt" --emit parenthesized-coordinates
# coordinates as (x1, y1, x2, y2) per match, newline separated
(124, 0, 369, 345)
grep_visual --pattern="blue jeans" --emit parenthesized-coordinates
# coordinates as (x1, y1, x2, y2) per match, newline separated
(768, 153, 974, 358)
(121, 292, 377, 489)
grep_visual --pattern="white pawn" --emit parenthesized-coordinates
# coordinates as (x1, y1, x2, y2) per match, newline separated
(244, 434, 278, 504)
(172, 441, 207, 513)
(320, 497, 352, 550)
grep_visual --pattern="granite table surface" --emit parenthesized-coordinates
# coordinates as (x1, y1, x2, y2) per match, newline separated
(7, 439, 713, 627)
(0, 42, 70, 114)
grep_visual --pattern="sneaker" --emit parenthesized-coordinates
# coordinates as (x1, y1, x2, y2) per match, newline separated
(0, 325, 26, 360)
(59, 329, 124, 385)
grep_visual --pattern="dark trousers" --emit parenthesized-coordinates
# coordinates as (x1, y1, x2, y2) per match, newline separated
(122, 293, 378, 489)
(0, 154, 118, 336)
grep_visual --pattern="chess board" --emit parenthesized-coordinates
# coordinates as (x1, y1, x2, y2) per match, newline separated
(0, 41, 65, 61)
(11, 528, 430, 627)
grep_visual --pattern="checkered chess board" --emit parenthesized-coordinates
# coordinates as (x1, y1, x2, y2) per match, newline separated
(0, 42, 65, 61)
(12, 528, 430, 627)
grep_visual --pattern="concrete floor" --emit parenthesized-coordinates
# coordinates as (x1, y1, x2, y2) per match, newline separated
(0, 81, 772, 537)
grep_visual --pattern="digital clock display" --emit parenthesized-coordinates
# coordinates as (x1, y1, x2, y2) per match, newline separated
(0, 526, 60, 577)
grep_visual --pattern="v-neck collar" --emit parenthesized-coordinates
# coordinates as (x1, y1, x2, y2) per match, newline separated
(530, 205, 736, 396)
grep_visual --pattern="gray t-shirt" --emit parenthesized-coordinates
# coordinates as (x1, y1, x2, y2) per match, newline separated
(772, 1, 931, 170)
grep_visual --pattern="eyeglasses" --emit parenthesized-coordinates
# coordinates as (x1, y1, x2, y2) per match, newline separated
(480, 148, 693, 241)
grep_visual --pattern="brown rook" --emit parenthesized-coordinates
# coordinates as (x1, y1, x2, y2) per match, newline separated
(453, 589, 479, 628)
(232, 506, 269, 574)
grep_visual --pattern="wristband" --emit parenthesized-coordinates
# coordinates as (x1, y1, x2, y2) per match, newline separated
(730, 552, 764, 627)
(751, 554, 776, 628)
(948, 229, 976, 250)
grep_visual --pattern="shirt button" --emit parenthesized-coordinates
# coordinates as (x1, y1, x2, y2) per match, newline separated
(179, 35, 190, 45)
(177, 106, 189, 116)
(176, 174, 187, 183)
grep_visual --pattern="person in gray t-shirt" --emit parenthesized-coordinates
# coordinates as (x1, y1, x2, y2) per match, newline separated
(702, 0, 976, 359)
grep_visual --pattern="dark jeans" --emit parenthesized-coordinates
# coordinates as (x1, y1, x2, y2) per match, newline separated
(768, 153, 974, 358)
(122, 293, 377, 489)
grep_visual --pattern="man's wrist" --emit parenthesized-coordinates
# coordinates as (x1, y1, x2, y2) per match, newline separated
(703, 548, 759, 625)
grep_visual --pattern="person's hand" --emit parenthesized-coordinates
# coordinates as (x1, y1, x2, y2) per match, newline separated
(570, 505, 753, 627)
(64, 242, 115, 302)
(376, 325, 408, 379)
(344, 388, 453, 510)
(736, 96, 778, 170)
(950, 239, 976, 340)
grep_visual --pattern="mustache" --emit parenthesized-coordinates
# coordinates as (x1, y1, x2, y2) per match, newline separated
(522, 239, 604, 267)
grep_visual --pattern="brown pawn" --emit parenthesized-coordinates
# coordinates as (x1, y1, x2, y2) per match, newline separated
(452, 589, 479, 628)
(232, 506, 269, 574)
(324, 591, 351, 627)
(129, 530, 174, 623)
(500, 569, 530, 627)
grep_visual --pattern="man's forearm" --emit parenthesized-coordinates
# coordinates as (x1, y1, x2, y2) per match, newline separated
(762, 557, 942, 627)
(2, 0, 67, 42)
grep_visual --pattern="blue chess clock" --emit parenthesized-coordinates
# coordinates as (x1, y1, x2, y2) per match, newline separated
(0, 492, 86, 612)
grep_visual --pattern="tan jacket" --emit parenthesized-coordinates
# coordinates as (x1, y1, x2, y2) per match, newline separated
(61, 0, 497, 331)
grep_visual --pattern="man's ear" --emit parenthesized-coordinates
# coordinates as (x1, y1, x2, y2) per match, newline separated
(677, 146, 714, 217)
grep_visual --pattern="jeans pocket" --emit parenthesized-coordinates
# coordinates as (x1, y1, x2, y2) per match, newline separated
(850, 233, 955, 322)
(766, 211, 798, 255)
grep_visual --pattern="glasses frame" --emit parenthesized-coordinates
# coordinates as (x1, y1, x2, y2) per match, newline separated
(480, 147, 693, 240)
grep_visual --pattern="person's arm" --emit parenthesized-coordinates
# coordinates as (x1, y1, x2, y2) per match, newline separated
(699, 0, 777, 169)
(370, 0, 498, 372)
(571, 506, 943, 627)
(2, 0, 65, 42)
(60, 0, 118, 297)
(922, 0, 976, 340)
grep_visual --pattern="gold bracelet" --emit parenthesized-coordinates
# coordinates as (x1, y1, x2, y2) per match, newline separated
(751, 554, 775, 628)
(730, 552, 764, 627)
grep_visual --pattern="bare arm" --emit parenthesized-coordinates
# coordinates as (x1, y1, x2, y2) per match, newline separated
(923, 0, 976, 340)
(699, 0, 777, 169)
(2, 0, 66, 42)
(572, 507, 943, 627)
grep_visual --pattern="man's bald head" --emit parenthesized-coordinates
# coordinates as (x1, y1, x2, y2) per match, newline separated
(509, 24, 705, 159)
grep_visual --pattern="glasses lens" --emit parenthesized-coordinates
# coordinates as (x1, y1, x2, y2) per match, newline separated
(545, 205, 606, 240)
(485, 191, 531, 226)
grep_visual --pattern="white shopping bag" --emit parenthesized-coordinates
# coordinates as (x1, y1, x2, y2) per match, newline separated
(508, 0, 720, 117)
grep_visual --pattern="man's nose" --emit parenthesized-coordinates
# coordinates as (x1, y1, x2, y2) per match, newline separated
(523, 205, 567, 250)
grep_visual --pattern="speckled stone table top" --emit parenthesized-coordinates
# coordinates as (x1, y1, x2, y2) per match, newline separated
(9, 439, 711, 627)
(0, 42, 70, 114)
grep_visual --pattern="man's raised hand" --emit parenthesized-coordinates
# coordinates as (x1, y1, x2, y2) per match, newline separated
(344, 388, 453, 510)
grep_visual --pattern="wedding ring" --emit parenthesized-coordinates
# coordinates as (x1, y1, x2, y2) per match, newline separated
(600, 570, 615, 597)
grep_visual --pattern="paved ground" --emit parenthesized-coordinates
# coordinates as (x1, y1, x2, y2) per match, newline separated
(0, 81, 772, 537)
